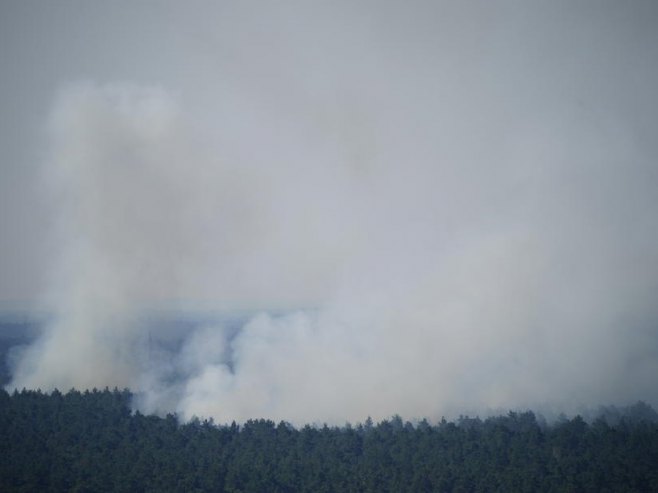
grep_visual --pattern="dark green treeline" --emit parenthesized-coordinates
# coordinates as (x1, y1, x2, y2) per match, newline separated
(1, 388, 658, 492)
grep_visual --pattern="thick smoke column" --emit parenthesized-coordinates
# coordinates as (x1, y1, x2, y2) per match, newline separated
(8, 84, 185, 390)
(7, 1, 658, 425)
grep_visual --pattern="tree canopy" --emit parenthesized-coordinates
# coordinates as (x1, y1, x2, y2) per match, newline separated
(1, 388, 657, 492)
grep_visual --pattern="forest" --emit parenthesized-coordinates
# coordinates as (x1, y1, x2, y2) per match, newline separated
(2, 388, 658, 492)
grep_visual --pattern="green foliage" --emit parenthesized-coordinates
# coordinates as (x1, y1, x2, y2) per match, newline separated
(1, 389, 657, 492)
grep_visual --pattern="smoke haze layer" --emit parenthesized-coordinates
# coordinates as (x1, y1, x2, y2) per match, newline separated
(5, 1, 658, 425)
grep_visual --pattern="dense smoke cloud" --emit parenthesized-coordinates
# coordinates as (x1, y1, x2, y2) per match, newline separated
(6, 1, 658, 424)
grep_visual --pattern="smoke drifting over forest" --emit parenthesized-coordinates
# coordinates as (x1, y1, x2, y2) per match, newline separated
(3, 1, 658, 425)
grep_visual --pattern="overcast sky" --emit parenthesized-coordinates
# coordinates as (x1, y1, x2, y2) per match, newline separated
(2, 0, 657, 307)
(2, 1, 658, 421)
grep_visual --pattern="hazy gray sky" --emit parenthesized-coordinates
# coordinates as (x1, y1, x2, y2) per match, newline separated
(2, 1, 658, 423)
(2, 0, 656, 305)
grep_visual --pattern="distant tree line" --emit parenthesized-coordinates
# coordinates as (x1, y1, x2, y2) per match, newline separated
(1, 388, 657, 492)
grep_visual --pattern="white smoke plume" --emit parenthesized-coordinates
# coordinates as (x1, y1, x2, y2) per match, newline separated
(7, 1, 658, 425)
